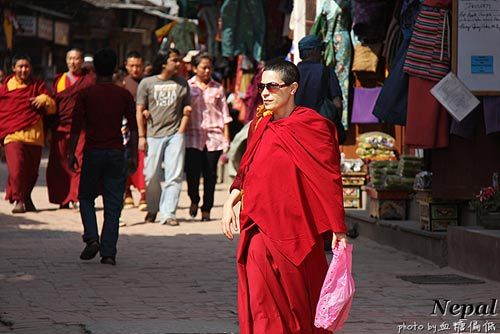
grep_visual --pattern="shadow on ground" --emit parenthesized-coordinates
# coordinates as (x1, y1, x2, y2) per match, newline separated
(0, 213, 239, 334)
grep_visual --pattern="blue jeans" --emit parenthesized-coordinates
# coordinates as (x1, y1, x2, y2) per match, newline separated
(144, 132, 185, 222)
(79, 149, 126, 257)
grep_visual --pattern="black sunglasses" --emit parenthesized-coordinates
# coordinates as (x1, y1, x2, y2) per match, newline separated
(257, 82, 290, 93)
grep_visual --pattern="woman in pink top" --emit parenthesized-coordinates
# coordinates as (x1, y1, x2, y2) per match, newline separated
(185, 53, 232, 221)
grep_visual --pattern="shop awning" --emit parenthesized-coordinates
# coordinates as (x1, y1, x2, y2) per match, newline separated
(82, 0, 181, 20)
(15, 3, 72, 20)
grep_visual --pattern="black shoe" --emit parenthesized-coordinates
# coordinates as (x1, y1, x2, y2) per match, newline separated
(201, 211, 210, 222)
(25, 197, 37, 212)
(80, 241, 100, 260)
(189, 202, 198, 218)
(60, 203, 70, 209)
(145, 212, 157, 223)
(100, 256, 116, 265)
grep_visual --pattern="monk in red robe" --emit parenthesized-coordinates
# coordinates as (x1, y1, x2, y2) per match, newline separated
(0, 53, 56, 213)
(47, 48, 95, 209)
(221, 60, 348, 334)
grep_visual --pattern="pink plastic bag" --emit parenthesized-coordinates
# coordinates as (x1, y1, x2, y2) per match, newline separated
(315, 244, 355, 332)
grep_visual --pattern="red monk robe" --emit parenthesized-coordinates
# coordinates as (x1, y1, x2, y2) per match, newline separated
(0, 74, 55, 207)
(231, 106, 347, 334)
(123, 75, 146, 208)
(46, 70, 95, 206)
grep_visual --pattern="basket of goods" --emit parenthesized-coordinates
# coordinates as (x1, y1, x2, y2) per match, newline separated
(355, 132, 396, 161)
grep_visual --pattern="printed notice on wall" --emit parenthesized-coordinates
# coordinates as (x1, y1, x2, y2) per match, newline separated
(471, 55, 494, 74)
(431, 72, 480, 121)
(456, 0, 500, 93)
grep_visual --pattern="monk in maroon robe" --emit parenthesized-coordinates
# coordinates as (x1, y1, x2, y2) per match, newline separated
(46, 48, 95, 209)
(221, 60, 348, 334)
(0, 53, 56, 213)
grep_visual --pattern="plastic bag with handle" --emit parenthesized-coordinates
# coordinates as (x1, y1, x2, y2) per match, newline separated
(315, 244, 355, 332)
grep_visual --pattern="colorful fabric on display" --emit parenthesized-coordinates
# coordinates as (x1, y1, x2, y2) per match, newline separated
(155, 21, 177, 39)
(221, 0, 265, 60)
(351, 87, 382, 124)
(383, 0, 404, 69)
(372, 30, 412, 125)
(242, 64, 263, 124)
(405, 76, 449, 148)
(231, 106, 347, 266)
(372, 0, 422, 125)
(168, 21, 198, 55)
(351, 43, 382, 73)
(401, 0, 423, 29)
(403, 0, 451, 81)
(198, 4, 220, 57)
(314, 0, 353, 129)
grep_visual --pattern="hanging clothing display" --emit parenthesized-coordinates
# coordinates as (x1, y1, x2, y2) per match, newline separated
(351, 42, 382, 73)
(242, 63, 263, 124)
(351, 87, 382, 124)
(403, 1, 450, 81)
(264, 0, 288, 60)
(372, 35, 411, 125)
(167, 20, 198, 55)
(198, 4, 220, 57)
(406, 76, 449, 148)
(404, 0, 451, 149)
(314, 0, 353, 129)
(352, 0, 393, 43)
(383, 0, 405, 69)
(221, 0, 265, 61)
(450, 106, 480, 139)
(483, 97, 500, 135)
(372, 0, 421, 125)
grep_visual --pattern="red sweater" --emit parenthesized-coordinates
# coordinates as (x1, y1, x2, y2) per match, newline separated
(71, 83, 137, 150)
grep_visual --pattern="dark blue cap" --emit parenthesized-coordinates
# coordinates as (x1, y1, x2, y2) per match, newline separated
(298, 35, 323, 51)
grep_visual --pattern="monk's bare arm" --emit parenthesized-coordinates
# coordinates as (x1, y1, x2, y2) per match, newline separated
(226, 189, 242, 206)
(221, 189, 242, 240)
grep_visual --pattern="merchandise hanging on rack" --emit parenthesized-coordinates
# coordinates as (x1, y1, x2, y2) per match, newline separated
(313, 0, 353, 129)
(403, 0, 451, 149)
(221, 0, 265, 61)
(352, 0, 393, 43)
(372, 0, 421, 125)
(198, 3, 220, 58)
(483, 97, 500, 135)
(167, 20, 198, 55)
(351, 87, 382, 124)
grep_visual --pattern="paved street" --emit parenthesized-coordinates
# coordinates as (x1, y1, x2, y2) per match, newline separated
(1, 154, 499, 334)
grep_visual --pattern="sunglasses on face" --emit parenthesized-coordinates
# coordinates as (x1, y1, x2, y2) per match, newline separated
(257, 82, 290, 93)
